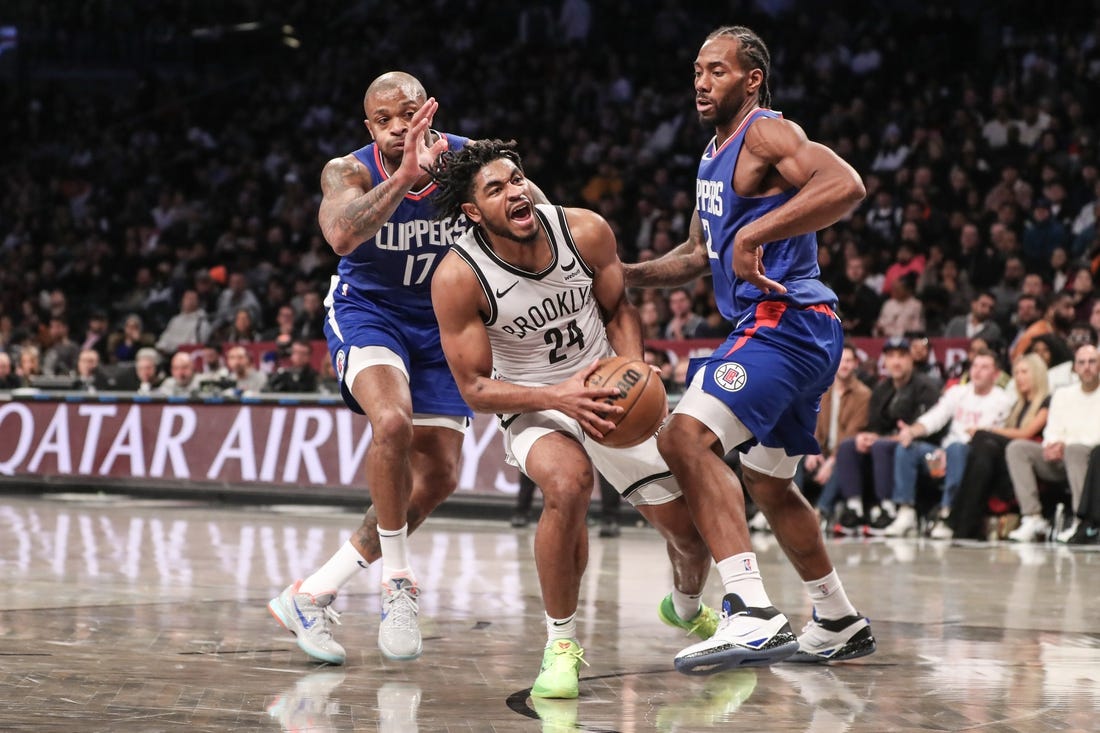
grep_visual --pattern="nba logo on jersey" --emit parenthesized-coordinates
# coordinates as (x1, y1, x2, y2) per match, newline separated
(713, 362, 747, 392)
(335, 349, 346, 382)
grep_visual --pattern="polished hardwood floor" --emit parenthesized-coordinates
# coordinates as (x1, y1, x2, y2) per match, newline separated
(0, 492, 1097, 732)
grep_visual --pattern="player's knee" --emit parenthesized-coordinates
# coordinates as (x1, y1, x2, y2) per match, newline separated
(539, 470, 594, 515)
(369, 408, 414, 448)
(656, 426, 691, 466)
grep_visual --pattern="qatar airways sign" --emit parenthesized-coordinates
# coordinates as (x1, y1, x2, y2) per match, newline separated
(0, 401, 518, 496)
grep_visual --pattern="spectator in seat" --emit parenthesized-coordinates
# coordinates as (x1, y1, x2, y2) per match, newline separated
(212, 271, 262, 334)
(133, 348, 163, 394)
(224, 308, 261, 344)
(156, 290, 211, 356)
(158, 351, 200, 397)
(112, 314, 153, 364)
(224, 345, 268, 395)
(663, 287, 705, 340)
(944, 291, 1003, 345)
(79, 310, 111, 364)
(1010, 292, 1076, 363)
(16, 345, 42, 387)
(875, 274, 924, 338)
(943, 353, 1050, 540)
(0, 352, 20, 390)
(830, 337, 941, 534)
(834, 255, 881, 337)
(295, 291, 327, 341)
(265, 339, 319, 393)
(801, 343, 872, 522)
(883, 348, 1014, 537)
(1006, 344, 1100, 542)
(42, 317, 80, 376)
(1028, 333, 1076, 392)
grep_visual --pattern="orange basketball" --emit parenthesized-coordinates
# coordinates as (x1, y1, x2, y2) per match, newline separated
(584, 356, 668, 448)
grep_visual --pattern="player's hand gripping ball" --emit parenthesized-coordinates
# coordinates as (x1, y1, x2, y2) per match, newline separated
(584, 356, 667, 448)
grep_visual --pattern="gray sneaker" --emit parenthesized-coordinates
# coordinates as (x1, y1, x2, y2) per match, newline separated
(268, 580, 346, 665)
(378, 574, 422, 660)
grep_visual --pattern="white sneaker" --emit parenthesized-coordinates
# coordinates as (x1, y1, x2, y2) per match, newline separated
(788, 611, 876, 663)
(268, 580, 346, 665)
(929, 521, 954, 540)
(1007, 514, 1051, 543)
(674, 593, 798, 674)
(1056, 520, 1080, 544)
(882, 505, 917, 537)
(378, 573, 422, 660)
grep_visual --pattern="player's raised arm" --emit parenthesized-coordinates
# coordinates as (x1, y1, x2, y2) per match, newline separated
(319, 99, 447, 256)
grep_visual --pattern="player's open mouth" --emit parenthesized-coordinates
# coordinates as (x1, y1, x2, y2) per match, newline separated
(509, 202, 532, 223)
(696, 97, 713, 112)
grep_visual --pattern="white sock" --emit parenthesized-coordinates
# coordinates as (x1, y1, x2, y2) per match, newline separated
(716, 552, 772, 608)
(300, 541, 368, 597)
(672, 588, 703, 621)
(804, 569, 858, 621)
(846, 497, 862, 514)
(881, 499, 897, 515)
(546, 612, 577, 642)
(378, 524, 410, 579)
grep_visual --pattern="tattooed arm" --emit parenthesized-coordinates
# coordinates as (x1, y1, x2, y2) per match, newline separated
(317, 156, 404, 256)
(622, 210, 710, 288)
(318, 97, 449, 256)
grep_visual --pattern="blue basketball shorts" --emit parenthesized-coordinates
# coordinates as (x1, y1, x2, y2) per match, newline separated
(679, 300, 842, 458)
(324, 288, 471, 419)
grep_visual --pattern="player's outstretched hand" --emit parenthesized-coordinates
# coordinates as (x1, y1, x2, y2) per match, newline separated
(551, 360, 624, 440)
(397, 98, 448, 184)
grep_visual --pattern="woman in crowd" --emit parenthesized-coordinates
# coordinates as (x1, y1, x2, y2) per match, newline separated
(940, 353, 1050, 540)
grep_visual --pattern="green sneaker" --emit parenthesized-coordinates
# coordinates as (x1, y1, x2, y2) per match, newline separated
(531, 639, 587, 699)
(658, 594, 720, 640)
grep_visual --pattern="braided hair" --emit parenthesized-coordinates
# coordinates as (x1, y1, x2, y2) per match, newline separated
(429, 138, 523, 225)
(707, 25, 772, 108)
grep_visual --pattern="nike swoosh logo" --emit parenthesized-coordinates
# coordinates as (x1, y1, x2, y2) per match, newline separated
(294, 602, 317, 629)
(495, 281, 518, 298)
(561, 258, 577, 271)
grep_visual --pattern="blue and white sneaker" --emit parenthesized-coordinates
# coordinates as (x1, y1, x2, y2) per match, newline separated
(378, 573, 422, 660)
(787, 611, 876, 663)
(674, 593, 798, 675)
(268, 580, 346, 665)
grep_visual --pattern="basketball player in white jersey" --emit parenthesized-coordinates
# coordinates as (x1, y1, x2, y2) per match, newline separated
(430, 140, 718, 699)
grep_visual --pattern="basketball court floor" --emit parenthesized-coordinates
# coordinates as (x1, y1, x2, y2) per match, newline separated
(1, 491, 1098, 732)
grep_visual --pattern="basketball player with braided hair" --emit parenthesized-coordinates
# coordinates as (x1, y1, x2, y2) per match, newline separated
(624, 26, 877, 671)
(430, 139, 719, 699)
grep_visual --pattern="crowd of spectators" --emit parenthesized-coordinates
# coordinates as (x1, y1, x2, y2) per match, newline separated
(1, 0, 1099, 405)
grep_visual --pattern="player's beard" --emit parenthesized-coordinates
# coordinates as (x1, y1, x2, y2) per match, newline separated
(481, 216, 541, 245)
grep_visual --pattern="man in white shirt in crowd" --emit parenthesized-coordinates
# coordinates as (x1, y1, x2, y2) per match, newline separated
(879, 348, 1014, 536)
(156, 290, 211, 355)
(1006, 344, 1100, 542)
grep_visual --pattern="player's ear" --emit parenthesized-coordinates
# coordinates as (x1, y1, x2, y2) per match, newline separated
(363, 119, 374, 139)
(747, 68, 763, 98)
(461, 202, 481, 225)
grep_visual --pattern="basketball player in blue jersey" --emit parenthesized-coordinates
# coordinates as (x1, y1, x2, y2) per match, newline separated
(268, 72, 547, 665)
(624, 27, 876, 672)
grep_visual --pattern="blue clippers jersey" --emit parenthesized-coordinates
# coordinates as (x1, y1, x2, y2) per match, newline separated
(336, 132, 469, 322)
(697, 109, 837, 319)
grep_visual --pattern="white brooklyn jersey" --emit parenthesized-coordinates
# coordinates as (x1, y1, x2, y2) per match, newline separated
(451, 204, 613, 386)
